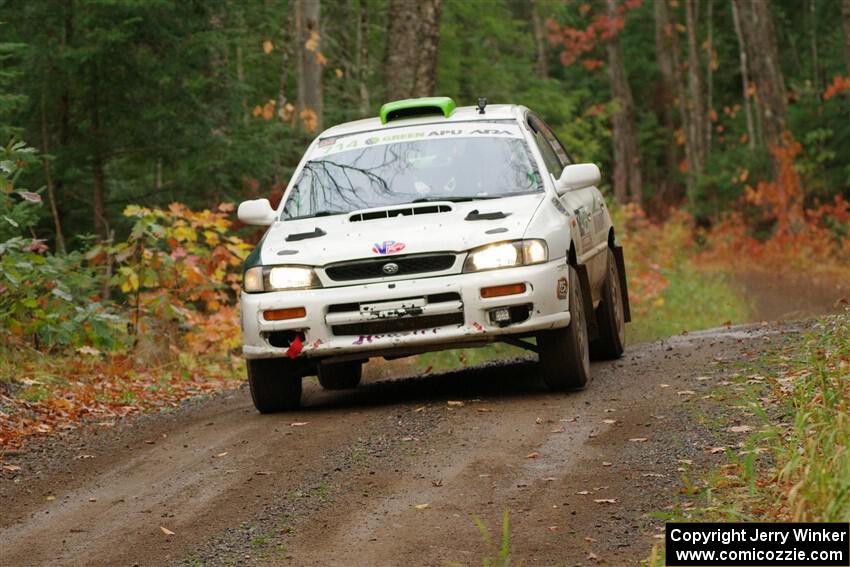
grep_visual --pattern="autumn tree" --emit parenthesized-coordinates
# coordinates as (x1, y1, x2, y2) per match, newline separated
(384, 0, 444, 100)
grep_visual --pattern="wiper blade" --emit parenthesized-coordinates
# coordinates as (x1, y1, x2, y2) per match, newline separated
(286, 210, 346, 220)
(409, 196, 499, 204)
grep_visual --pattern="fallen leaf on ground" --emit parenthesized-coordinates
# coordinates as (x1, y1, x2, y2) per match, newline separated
(544, 477, 557, 482)
(642, 473, 665, 477)
(550, 427, 565, 433)
(414, 406, 426, 412)
(628, 437, 648, 443)
(414, 503, 430, 510)
(677, 390, 696, 396)
(602, 461, 612, 467)
(547, 526, 559, 532)
(585, 536, 597, 542)
(160, 526, 175, 536)
(2, 464, 21, 472)
(88, 497, 97, 502)
(560, 416, 578, 422)
(526, 451, 539, 459)
(602, 419, 617, 425)
(431, 479, 443, 487)
(447, 401, 464, 408)
(659, 383, 670, 388)
(46, 495, 55, 501)
(215, 452, 228, 458)
(535, 417, 544, 424)
(290, 422, 309, 427)
(575, 490, 590, 495)
(695, 376, 712, 381)
(678, 459, 693, 465)
(593, 498, 617, 504)
(476, 407, 493, 413)
(729, 425, 754, 433)
(708, 447, 727, 454)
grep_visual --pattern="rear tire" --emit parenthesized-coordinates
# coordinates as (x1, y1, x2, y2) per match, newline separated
(317, 360, 362, 390)
(247, 358, 303, 413)
(591, 248, 626, 360)
(537, 264, 591, 390)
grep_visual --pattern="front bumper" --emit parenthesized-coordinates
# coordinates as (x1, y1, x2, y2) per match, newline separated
(241, 259, 571, 361)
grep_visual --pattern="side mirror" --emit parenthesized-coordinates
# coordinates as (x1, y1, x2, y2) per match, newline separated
(237, 198, 277, 226)
(555, 163, 601, 195)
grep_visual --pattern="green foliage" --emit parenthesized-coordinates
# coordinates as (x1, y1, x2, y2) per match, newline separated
(0, 140, 127, 349)
(627, 262, 751, 344)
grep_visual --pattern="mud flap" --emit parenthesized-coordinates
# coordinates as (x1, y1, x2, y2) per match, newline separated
(612, 244, 632, 323)
(574, 263, 600, 341)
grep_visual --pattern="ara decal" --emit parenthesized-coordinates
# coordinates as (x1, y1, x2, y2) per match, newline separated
(372, 240, 406, 255)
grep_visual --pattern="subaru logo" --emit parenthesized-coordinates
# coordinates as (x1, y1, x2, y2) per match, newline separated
(382, 262, 399, 275)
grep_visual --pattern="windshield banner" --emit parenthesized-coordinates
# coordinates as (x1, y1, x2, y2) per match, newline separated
(313, 122, 524, 157)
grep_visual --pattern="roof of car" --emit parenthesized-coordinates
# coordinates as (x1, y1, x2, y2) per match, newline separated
(318, 104, 524, 139)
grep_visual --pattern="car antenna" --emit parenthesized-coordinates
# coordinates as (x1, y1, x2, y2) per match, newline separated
(477, 97, 487, 114)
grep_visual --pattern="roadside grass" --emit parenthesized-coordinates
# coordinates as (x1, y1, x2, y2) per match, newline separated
(647, 311, 850, 564)
(448, 511, 513, 567)
(627, 263, 751, 344)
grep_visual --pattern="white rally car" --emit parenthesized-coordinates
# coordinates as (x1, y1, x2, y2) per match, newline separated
(237, 97, 630, 413)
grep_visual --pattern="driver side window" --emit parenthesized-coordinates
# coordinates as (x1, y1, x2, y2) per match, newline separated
(528, 116, 564, 179)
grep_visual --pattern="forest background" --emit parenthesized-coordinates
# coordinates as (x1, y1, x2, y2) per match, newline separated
(1, 0, 849, 447)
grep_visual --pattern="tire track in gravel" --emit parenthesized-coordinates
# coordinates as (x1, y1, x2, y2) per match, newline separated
(0, 323, 793, 567)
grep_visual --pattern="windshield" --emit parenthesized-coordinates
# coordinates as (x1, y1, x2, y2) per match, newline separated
(282, 129, 540, 220)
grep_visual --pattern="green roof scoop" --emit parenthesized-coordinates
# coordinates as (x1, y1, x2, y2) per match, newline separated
(379, 96, 456, 124)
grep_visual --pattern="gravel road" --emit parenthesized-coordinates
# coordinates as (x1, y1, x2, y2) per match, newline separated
(0, 323, 793, 566)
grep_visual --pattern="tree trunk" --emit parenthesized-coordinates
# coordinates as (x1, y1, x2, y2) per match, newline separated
(91, 69, 107, 240)
(385, 0, 443, 100)
(731, 0, 757, 150)
(295, 0, 323, 132)
(40, 83, 66, 253)
(842, 0, 850, 73)
(656, 0, 695, 197)
(809, 0, 819, 90)
(653, 0, 680, 201)
(684, 0, 707, 176)
(705, 0, 714, 155)
(605, 0, 641, 205)
(357, 0, 370, 115)
(531, 0, 549, 79)
(236, 45, 248, 127)
(733, 0, 787, 162)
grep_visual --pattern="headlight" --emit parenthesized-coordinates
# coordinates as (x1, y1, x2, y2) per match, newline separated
(463, 239, 548, 272)
(242, 265, 321, 292)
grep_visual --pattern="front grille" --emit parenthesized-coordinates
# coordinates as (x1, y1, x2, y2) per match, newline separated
(331, 312, 464, 336)
(325, 253, 456, 282)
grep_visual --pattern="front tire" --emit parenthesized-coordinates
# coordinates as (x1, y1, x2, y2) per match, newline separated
(537, 264, 591, 390)
(247, 358, 303, 413)
(317, 360, 362, 390)
(591, 248, 626, 360)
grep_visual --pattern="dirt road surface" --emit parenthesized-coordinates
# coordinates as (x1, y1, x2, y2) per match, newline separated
(0, 323, 795, 566)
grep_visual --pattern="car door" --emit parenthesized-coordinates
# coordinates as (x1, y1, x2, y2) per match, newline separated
(527, 115, 608, 297)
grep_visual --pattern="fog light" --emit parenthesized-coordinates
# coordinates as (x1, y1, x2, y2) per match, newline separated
(490, 307, 512, 324)
(264, 307, 306, 321)
(481, 283, 526, 298)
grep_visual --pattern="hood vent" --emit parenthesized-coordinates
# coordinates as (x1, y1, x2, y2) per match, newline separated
(349, 204, 452, 222)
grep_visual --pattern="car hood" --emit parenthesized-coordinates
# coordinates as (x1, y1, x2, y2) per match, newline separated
(258, 193, 545, 267)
